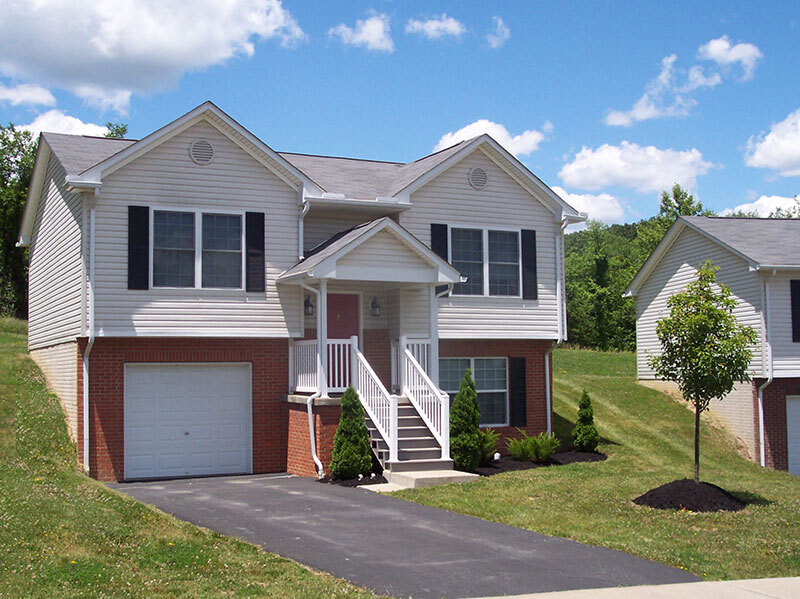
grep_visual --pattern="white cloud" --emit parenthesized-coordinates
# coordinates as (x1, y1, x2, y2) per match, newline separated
(486, 16, 510, 49)
(559, 141, 714, 193)
(20, 109, 108, 137)
(328, 13, 394, 53)
(0, 0, 305, 114)
(0, 83, 55, 106)
(434, 119, 549, 157)
(721, 195, 799, 217)
(698, 35, 762, 80)
(605, 55, 720, 127)
(406, 14, 465, 40)
(746, 108, 800, 177)
(551, 186, 626, 225)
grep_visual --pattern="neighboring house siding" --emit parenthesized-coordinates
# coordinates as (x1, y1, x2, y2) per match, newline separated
(635, 227, 763, 379)
(28, 153, 83, 350)
(30, 341, 79, 439)
(768, 275, 800, 377)
(93, 121, 301, 338)
(304, 214, 371, 252)
(401, 150, 560, 340)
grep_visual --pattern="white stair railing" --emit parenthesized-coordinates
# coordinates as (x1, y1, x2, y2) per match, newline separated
(402, 348, 450, 460)
(350, 336, 398, 463)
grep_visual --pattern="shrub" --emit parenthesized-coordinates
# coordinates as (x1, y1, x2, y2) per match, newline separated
(449, 368, 482, 472)
(329, 386, 373, 479)
(479, 428, 500, 465)
(507, 429, 560, 463)
(571, 389, 600, 452)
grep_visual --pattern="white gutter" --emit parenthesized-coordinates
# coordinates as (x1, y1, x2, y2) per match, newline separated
(82, 195, 97, 471)
(757, 273, 775, 468)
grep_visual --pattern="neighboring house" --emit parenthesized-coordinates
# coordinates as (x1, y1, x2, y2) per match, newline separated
(625, 216, 800, 476)
(18, 101, 585, 483)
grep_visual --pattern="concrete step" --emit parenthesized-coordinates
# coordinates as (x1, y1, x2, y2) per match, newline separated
(399, 447, 441, 460)
(386, 458, 454, 473)
(386, 469, 479, 489)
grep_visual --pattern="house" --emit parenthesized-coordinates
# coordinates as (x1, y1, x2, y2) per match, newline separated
(625, 216, 800, 475)
(18, 101, 585, 483)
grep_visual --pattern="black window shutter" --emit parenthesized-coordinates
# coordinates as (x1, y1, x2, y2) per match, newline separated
(430, 223, 449, 295)
(245, 212, 265, 293)
(127, 206, 149, 290)
(509, 357, 527, 427)
(521, 229, 538, 300)
(791, 280, 800, 343)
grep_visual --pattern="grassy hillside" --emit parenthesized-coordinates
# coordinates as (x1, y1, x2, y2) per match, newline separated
(396, 348, 800, 580)
(0, 318, 379, 598)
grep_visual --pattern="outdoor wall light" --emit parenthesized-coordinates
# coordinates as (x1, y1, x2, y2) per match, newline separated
(370, 297, 381, 317)
(304, 296, 314, 316)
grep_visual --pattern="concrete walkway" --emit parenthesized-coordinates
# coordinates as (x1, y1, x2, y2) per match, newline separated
(479, 577, 800, 599)
(112, 474, 698, 599)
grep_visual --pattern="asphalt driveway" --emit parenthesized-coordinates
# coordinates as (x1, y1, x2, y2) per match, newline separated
(112, 474, 698, 599)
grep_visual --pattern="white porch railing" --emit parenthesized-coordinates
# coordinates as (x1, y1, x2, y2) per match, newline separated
(391, 337, 430, 391)
(326, 339, 352, 392)
(290, 338, 353, 393)
(402, 348, 450, 460)
(350, 336, 398, 463)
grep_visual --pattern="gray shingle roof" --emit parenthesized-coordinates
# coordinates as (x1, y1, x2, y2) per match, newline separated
(278, 153, 401, 199)
(682, 216, 800, 267)
(42, 132, 136, 177)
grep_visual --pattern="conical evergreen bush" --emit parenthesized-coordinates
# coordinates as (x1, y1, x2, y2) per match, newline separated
(571, 389, 600, 452)
(449, 368, 482, 472)
(329, 386, 373, 479)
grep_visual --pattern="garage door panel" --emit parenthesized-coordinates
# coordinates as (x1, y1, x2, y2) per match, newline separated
(124, 364, 251, 480)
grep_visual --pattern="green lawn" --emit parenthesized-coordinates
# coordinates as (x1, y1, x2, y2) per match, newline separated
(0, 318, 379, 598)
(395, 347, 800, 580)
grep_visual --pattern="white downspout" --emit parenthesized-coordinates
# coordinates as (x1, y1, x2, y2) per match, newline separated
(544, 346, 554, 435)
(300, 281, 325, 478)
(298, 200, 310, 260)
(545, 217, 569, 436)
(758, 273, 774, 467)
(82, 194, 96, 471)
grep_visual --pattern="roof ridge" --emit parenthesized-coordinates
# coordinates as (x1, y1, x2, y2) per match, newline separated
(402, 135, 478, 166)
(279, 151, 402, 166)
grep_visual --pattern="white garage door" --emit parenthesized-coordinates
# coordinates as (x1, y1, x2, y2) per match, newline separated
(124, 363, 251, 480)
(788, 396, 800, 477)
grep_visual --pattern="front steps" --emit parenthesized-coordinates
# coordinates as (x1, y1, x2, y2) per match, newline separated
(365, 398, 477, 489)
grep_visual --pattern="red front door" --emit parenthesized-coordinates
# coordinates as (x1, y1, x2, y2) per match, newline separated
(327, 294, 359, 339)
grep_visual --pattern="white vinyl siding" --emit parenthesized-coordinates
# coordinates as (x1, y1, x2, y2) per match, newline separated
(30, 341, 78, 438)
(336, 230, 433, 282)
(28, 153, 84, 349)
(401, 150, 560, 340)
(767, 275, 800, 377)
(92, 120, 301, 338)
(400, 286, 430, 337)
(635, 227, 764, 379)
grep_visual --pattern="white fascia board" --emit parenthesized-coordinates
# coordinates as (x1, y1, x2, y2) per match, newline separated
(679, 218, 759, 269)
(17, 140, 51, 244)
(623, 220, 686, 297)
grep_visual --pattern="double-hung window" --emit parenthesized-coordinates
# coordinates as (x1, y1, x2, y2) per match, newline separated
(450, 227, 520, 297)
(440, 357, 509, 426)
(152, 209, 243, 289)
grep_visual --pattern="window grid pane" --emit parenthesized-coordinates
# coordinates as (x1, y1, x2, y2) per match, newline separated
(439, 357, 508, 425)
(201, 213, 242, 288)
(153, 211, 195, 288)
(439, 358, 470, 393)
(452, 228, 483, 295)
(488, 230, 519, 296)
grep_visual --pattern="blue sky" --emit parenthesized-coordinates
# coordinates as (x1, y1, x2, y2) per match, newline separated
(1, 1, 798, 224)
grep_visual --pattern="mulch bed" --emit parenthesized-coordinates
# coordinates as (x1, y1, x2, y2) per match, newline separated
(475, 450, 607, 477)
(633, 478, 745, 512)
(317, 473, 388, 487)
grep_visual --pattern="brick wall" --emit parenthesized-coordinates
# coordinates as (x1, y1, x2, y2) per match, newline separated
(286, 403, 341, 477)
(441, 339, 553, 449)
(77, 337, 289, 482)
(752, 377, 799, 471)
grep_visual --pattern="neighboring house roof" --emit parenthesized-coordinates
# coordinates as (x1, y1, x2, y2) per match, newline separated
(625, 216, 800, 296)
(43, 133, 136, 176)
(278, 217, 462, 283)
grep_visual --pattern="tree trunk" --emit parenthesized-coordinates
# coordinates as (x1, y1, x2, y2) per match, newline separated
(694, 403, 701, 483)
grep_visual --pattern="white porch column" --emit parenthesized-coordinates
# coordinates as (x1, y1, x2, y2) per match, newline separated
(399, 334, 408, 394)
(428, 285, 440, 387)
(318, 279, 329, 398)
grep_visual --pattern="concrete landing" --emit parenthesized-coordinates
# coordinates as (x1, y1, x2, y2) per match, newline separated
(386, 468, 480, 488)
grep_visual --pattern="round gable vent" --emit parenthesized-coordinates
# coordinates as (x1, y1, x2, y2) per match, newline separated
(468, 167, 488, 190)
(189, 139, 215, 165)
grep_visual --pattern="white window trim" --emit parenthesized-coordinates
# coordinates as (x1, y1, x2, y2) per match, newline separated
(440, 356, 510, 428)
(149, 206, 247, 291)
(447, 224, 522, 298)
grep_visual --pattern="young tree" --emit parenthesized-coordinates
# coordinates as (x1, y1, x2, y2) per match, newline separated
(329, 386, 372, 479)
(649, 261, 757, 482)
(104, 122, 128, 138)
(571, 390, 600, 452)
(0, 124, 36, 317)
(449, 368, 482, 472)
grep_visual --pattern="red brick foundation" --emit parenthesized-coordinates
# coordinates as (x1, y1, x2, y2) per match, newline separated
(752, 377, 799, 471)
(77, 337, 289, 482)
(286, 403, 342, 477)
